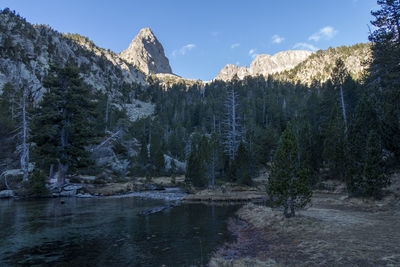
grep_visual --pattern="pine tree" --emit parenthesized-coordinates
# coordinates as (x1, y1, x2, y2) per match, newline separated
(0, 83, 18, 167)
(232, 141, 252, 185)
(208, 132, 219, 189)
(368, 0, 400, 159)
(322, 105, 346, 180)
(185, 135, 209, 188)
(267, 123, 312, 218)
(31, 65, 97, 185)
(331, 58, 350, 134)
(345, 94, 379, 195)
(363, 130, 390, 198)
(135, 139, 149, 176)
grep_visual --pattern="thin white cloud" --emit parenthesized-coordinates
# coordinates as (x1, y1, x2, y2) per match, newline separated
(231, 43, 240, 49)
(171, 44, 196, 57)
(293, 42, 318, 51)
(272, 34, 285, 44)
(248, 48, 258, 59)
(309, 26, 338, 42)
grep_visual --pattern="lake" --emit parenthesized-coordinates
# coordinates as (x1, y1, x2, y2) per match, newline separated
(0, 197, 239, 266)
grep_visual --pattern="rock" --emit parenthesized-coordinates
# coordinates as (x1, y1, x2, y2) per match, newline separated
(250, 50, 312, 76)
(0, 190, 14, 198)
(0, 10, 146, 103)
(215, 50, 312, 81)
(76, 193, 93, 198)
(63, 184, 83, 191)
(119, 28, 172, 75)
(145, 184, 165, 191)
(123, 99, 155, 122)
(215, 64, 250, 81)
(138, 203, 178, 216)
(164, 155, 186, 172)
(59, 190, 77, 197)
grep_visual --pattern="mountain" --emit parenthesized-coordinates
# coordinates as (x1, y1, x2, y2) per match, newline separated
(215, 50, 312, 81)
(119, 28, 172, 75)
(215, 44, 371, 85)
(275, 43, 371, 84)
(0, 9, 146, 101)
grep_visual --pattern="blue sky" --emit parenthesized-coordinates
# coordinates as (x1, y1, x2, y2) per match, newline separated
(2, 0, 378, 80)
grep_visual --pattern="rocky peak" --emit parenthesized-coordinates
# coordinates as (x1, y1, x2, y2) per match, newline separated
(250, 50, 312, 76)
(215, 50, 313, 81)
(119, 27, 172, 75)
(215, 64, 250, 81)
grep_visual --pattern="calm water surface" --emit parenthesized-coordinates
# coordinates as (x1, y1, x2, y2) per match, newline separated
(0, 197, 239, 266)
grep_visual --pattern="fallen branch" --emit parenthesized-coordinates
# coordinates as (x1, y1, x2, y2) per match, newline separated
(91, 129, 121, 152)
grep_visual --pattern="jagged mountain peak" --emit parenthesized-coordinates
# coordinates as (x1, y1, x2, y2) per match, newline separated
(215, 50, 312, 81)
(119, 27, 172, 75)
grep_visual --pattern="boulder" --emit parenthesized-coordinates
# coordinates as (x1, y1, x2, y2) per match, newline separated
(0, 190, 14, 198)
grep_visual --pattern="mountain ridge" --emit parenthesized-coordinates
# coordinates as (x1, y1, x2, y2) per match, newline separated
(215, 50, 312, 81)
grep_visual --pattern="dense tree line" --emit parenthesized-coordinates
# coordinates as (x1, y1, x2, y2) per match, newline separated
(0, 1, 398, 202)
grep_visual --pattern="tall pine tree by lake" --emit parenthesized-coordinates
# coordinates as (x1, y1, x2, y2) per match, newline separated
(31, 65, 97, 185)
(267, 123, 312, 218)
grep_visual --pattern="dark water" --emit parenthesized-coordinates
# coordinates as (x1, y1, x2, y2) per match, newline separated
(0, 197, 239, 266)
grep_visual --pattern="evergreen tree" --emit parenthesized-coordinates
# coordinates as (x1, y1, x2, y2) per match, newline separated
(363, 130, 390, 198)
(368, 0, 400, 160)
(0, 83, 18, 167)
(345, 94, 379, 195)
(267, 123, 312, 218)
(31, 65, 97, 184)
(322, 105, 346, 180)
(185, 135, 209, 188)
(149, 123, 165, 176)
(331, 58, 350, 133)
(208, 132, 220, 189)
(231, 141, 252, 185)
(135, 139, 149, 176)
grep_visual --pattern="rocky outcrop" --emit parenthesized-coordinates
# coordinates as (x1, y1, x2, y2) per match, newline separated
(0, 190, 14, 198)
(215, 50, 312, 81)
(0, 9, 146, 101)
(250, 50, 312, 76)
(276, 44, 371, 85)
(119, 28, 172, 75)
(215, 64, 251, 81)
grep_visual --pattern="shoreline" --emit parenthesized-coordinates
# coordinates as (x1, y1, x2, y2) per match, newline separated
(210, 192, 400, 266)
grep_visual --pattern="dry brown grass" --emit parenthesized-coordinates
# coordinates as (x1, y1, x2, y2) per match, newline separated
(183, 185, 266, 202)
(211, 191, 400, 266)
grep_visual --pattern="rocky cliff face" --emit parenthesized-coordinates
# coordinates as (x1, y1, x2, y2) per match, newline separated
(275, 44, 371, 85)
(119, 28, 172, 75)
(250, 50, 313, 76)
(216, 45, 370, 85)
(0, 9, 146, 101)
(216, 64, 251, 81)
(215, 50, 312, 81)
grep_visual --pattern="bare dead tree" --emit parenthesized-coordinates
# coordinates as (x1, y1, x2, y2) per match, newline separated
(223, 88, 241, 161)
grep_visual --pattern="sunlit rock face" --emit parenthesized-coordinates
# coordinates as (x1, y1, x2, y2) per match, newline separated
(215, 50, 312, 81)
(119, 28, 172, 75)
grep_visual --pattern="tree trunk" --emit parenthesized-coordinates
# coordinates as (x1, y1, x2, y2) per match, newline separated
(105, 94, 110, 133)
(48, 164, 54, 180)
(57, 162, 68, 185)
(340, 85, 348, 134)
(21, 88, 29, 182)
(283, 198, 290, 218)
(211, 154, 215, 190)
(290, 198, 295, 217)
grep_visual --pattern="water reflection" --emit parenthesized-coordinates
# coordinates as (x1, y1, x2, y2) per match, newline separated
(0, 197, 238, 266)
